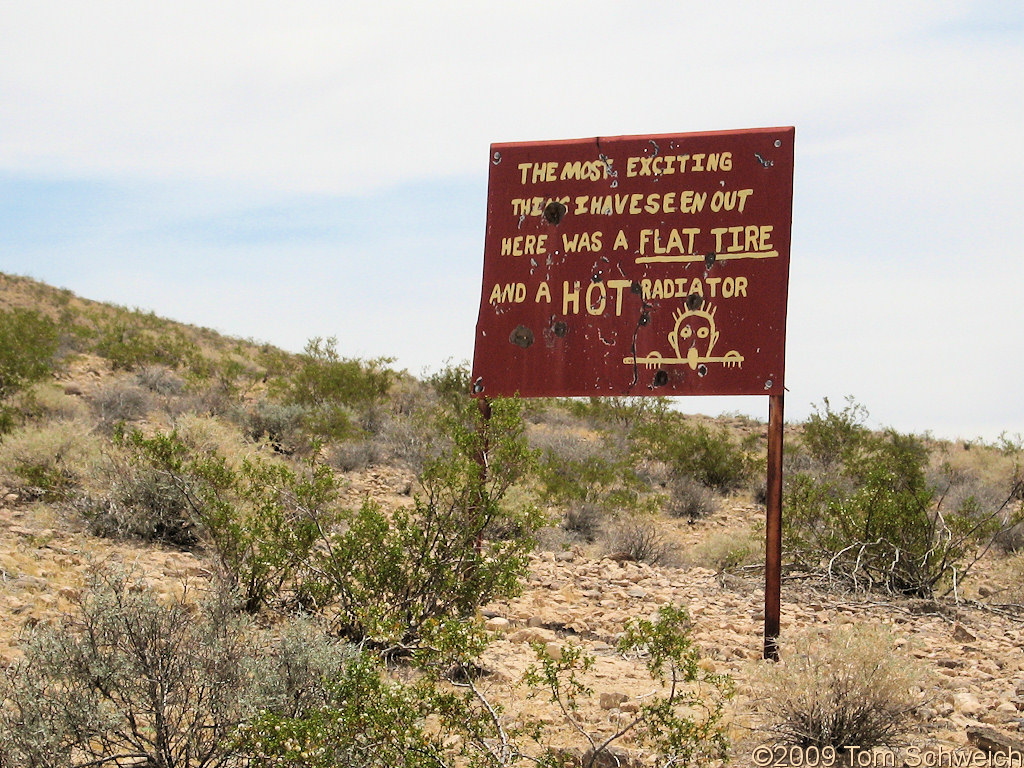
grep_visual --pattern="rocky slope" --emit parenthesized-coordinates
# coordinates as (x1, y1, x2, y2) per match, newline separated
(4, 481, 1024, 765)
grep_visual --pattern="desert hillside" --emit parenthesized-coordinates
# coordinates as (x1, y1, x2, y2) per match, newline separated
(0, 271, 1022, 767)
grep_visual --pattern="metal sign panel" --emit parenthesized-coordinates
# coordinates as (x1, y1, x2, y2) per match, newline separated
(471, 127, 794, 398)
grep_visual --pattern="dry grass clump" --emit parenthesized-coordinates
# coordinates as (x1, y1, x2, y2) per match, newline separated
(20, 381, 90, 422)
(606, 517, 669, 564)
(665, 473, 717, 519)
(752, 625, 928, 759)
(689, 529, 763, 573)
(1001, 552, 1024, 604)
(0, 419, 103, 502)
(172, 412, 253, 464)
(91, 380, 153, 426)
(135, 364, 186, 396)
(562, 502, 604, 542)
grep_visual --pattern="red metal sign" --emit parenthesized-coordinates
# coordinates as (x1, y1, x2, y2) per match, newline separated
(471, 127, 794, 398)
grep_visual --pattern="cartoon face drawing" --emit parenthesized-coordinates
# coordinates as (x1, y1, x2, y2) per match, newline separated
(668, 305, 721, 370)
(622, 300, 744, 372)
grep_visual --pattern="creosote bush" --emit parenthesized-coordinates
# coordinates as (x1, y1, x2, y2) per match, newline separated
(524, 605, 732, 768)
(92, 311, 204, 372)
(633, 416, 756, 493)
(314, 396, 543, 647)
(753, 625, 928, 759)
(0, 308, 60, 433)
(236, 605, 733, 768)
(279, 336, 394, 441)
(83, 427, 339, 613)
(785, 399, 1018, 597)
(80, 395, 541, 649)
(533, 431, 647, 522)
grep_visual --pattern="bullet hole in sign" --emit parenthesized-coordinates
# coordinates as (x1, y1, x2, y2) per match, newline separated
(543, 201, 567, 225)
(509, 326, 534, 348)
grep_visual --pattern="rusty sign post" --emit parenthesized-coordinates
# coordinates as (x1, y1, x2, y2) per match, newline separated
(471, 128, 794, 659)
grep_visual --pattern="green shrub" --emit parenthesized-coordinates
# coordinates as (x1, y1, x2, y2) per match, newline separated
(235, 605, 733, 768)
(234, 650, 449, 768)
(534, 431, 646, 520)
(312, 397, 542, 647)
(0, 308, 60, 432)
(79, 447, 200, 547)
(524, 605, 732, 767)
(280, 337, 394, 441)
(785, 400, 1015, 597)
(634, 417, 755, 493)
(800, 396, 870, 468)
(92, 312, 202, 371)
(424, 359, 471, 408)
(95, 429, 339, 613)
(564, 395, 670, 433)
(0, 568, 355, 768)
(244, 399, 309, 447)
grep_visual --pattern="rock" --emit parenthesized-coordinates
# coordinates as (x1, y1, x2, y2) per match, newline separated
(967, 725, 1024, 757)
(581, 746, 638, 768)
(604, 552, 635, 563)
(599, 691, 629, 709)
(626, 587, 646, 599)
(954, 624, 978, 643)
(544, 642, 562, 661)
(12, 575, 47, 592)
(485, 617, 510, 633)
(508, 628, 558, 645)
(954, 691, 984, 717)
(7, 598, 27, 615)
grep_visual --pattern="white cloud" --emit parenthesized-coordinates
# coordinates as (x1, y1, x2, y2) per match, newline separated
(4, 1, 1012, 192)
(1, 0, 1021, 440)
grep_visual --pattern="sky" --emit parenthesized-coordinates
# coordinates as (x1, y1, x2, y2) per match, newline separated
(1, 1, 1022, 442)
